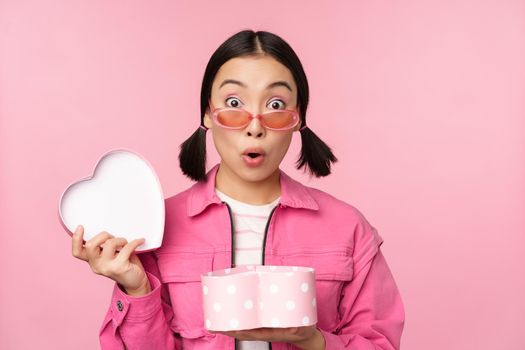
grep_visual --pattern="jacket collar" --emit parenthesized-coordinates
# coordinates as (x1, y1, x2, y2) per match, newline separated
(187, 163, 319, 217)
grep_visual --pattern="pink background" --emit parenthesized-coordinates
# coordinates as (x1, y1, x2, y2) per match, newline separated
(1, 1, 524, 349)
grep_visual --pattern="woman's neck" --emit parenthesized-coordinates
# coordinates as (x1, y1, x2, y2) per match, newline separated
(215, 162, 281, 205)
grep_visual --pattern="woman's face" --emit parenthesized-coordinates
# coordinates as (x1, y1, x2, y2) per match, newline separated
(203, 55, 302, 183)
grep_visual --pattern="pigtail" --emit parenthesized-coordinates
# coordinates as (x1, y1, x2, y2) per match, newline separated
(296, 126, 338, 177)
(178, 126, 208, 182)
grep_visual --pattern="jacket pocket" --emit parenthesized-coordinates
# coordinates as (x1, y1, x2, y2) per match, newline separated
(279, 249, 354, 332)
(156, 252, 216, 340)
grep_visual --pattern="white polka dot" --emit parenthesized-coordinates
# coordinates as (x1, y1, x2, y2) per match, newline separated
(312, 298, 316, 307)
(230, 318, 239, 328)
(292, 266, 299, 271)
(227, 284, 236, 294)
(301, 282, 309, 293)
(302, 316, 310, 325)
(213, 302, 222, 312)
(202, 285, 208, 295)
(271, 318, 280, 327)
(205, 319, 211, 328)
(270, 284, 279, 294)
(270, 266, 277, 271)
(286, 300, 296, 310)
(244, 299, 254, 309)
(224, 268, 231, 274)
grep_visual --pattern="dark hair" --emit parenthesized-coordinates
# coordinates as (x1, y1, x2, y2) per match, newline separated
(179, 29, 338, 181)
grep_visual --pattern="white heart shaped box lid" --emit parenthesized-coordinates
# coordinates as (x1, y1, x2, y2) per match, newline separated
(58, 149, 165, 253)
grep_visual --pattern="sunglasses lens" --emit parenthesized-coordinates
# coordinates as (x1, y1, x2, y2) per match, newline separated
(262, 111, 296, 129)
(215, 109, 297, 129)
(217, 110, 251, 128)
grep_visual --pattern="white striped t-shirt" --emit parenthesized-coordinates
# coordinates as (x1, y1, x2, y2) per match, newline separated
(215, 188, 280, 350)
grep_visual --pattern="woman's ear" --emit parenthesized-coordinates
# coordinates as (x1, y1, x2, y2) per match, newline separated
(294, 119, 302, 132)
(203, 113, 213, 129)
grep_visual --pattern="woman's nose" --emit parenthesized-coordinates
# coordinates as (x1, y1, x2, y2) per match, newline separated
(245, 115, 265, 137)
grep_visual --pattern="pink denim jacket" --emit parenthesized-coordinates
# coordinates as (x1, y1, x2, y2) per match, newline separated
(99, 163, 405, 349)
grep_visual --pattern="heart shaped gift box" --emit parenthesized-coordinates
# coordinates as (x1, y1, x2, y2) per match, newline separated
(201, 265, 317, 331)
(58, 149, 165, 252)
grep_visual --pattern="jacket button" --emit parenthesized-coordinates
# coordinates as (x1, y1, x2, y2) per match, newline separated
(117, 300, 123, 311)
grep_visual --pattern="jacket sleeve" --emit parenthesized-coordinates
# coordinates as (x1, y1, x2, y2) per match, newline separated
(98, 250, 183, 350)
(317, 216, 405, 349)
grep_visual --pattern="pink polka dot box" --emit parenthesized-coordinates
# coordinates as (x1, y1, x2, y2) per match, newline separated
(201, 265, 317, 331)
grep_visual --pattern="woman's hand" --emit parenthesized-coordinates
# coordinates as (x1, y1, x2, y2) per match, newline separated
(212, 325, 326, 350)
(71, 224, 151, 296)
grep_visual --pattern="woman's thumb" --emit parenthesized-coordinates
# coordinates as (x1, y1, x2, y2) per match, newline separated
(132, 238, 146, 250)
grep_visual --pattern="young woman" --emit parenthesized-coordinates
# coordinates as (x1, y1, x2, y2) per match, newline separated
(72, 29, 405, 350)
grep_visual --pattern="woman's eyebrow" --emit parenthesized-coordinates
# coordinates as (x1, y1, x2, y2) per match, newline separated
(219, 79, 292, 92)
(267, 80, 293, 92)
(219, 79, 246, 89)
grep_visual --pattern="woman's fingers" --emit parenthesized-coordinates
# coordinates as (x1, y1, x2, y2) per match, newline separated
(71, 226, 146, 280)
(114, 238, 146, 265)
(71, 225, 88, 261)
(84, 231, 114, 261)
(70, 226, 148, 290)
(100, 237, 128, 260)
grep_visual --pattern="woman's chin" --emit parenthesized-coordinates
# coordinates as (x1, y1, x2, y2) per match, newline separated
(237, 164, 279, 183)
(218, 158, 279, 184)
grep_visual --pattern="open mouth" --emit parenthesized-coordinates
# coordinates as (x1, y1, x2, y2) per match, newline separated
(247, 153, 261, 159)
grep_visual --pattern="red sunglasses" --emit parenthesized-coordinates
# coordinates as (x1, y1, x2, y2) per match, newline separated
(208, 99, 300, 131)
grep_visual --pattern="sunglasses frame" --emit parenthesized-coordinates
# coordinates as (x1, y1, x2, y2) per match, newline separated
(207, 99, 300, 131)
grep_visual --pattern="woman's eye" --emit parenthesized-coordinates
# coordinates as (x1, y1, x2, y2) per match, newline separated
(268, 99, 285, 110)
(225, 97, 242, 108)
